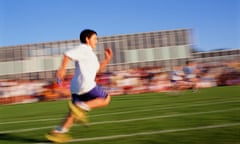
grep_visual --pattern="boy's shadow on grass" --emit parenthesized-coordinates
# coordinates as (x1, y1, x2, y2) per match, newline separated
(0, 133, 50, 143)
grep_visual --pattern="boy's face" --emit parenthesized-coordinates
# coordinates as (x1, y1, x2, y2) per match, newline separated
(86, 34, 98, 49)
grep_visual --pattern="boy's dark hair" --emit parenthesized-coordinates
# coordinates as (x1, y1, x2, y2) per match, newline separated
(79, 29, 97, 44)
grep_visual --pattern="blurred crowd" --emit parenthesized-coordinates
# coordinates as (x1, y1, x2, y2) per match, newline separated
(1, 60, 240, 105)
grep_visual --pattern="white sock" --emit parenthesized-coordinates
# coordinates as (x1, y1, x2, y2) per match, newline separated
(54, 126, 69, 133)
(76, 102, 91, 111)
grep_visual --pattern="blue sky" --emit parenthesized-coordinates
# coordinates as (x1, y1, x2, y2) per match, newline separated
(0, 0, 239, 51)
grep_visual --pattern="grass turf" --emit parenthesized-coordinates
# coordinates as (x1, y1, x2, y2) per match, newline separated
(0, 86, 240, 144)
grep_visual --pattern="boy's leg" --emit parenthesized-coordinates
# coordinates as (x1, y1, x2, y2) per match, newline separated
(59, 112, 75, 131)
(69, 94, 111, 122)
(45, 112, 74, 143)
(70, 85, 111, 122)
(84, 94, 111, 109)
(68, 101, 89, 124)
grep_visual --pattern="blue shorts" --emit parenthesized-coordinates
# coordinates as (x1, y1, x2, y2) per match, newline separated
(72, 85, 108, 103)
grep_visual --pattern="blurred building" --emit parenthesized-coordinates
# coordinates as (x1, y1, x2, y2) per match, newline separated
(0, 28, 239, 80)
(192, 49, 240, 62)
(98, 29, 192, 71)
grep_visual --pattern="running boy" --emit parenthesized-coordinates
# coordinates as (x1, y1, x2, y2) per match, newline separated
(46, 29, 113, 143)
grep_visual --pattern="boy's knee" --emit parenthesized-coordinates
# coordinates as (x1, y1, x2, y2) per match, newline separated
(104, 94, 111, 106)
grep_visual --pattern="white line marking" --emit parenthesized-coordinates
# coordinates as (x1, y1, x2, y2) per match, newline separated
(1, 99, 240, 125)
(0, 118, 63, 125)
(70, 123, 240, 142)
(0, 126, 54, 134)
(35, 122, 240, 144)
(1, 108, 239, 134)
(91, 99, 240, 117)
(87, 108, 240, 126)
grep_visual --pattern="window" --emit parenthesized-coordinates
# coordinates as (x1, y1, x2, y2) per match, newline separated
(125, 50, 138, 63)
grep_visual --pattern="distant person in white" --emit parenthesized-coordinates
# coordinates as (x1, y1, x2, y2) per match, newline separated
(183, 60, 199, 91)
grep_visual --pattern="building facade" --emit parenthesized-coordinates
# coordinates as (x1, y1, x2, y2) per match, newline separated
(0, 29, 194, 80)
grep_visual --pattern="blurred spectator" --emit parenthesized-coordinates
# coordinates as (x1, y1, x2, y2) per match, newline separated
(1, 59, 240, 104)
(183, 61, 200, 90)
(170, 66, 192, 90)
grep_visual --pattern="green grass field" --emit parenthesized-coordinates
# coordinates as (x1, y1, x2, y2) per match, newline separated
(0, 86, 240, 144)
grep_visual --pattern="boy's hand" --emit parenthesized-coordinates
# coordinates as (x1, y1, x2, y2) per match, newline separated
(56, 68, 66, 81)
(104, 48, 113, 62)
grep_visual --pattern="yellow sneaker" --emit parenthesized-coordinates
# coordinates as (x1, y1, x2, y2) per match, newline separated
(45, 132, 72, 143)
(68, 101, 89, 124)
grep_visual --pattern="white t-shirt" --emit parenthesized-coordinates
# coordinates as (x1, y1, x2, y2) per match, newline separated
(64, 44, 100, 94)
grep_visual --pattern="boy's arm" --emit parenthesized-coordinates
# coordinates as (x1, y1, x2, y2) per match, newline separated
(56, 55, 71, 80)
(98, 48, 113, 73)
